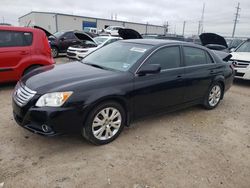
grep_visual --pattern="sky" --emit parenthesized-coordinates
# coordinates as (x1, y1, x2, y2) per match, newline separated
(1, 0, 250, 37)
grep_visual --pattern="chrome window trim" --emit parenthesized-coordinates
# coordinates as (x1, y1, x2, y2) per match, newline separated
(135, 44, 182, 75)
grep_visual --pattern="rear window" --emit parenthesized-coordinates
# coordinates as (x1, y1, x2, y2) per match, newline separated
(0, 31, 33, 47)
(183, 47, 210, 66)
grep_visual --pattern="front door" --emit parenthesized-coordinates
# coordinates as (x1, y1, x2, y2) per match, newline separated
(133, 46, 186, 118)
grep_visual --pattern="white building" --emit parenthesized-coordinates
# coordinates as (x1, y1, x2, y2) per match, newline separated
(19, 11, 166, 35)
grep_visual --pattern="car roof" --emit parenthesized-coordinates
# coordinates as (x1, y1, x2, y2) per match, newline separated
(121, 39, 192, 46)
(0, 26, 40, 32)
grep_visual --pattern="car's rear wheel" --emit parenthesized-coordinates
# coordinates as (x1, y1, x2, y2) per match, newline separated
(51, 46, 58, 58)
(204, 83, 223, 109)
(82, 101, 125, 145)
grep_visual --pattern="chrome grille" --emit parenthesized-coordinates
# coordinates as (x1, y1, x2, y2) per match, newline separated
(14, 83, 36, 107)
(232, 60, 250, 68)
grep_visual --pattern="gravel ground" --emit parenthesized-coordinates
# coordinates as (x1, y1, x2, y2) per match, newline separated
(0, 57, 250, 188)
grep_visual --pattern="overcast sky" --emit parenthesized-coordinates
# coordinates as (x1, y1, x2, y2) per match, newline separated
(1, 0, 250, 37)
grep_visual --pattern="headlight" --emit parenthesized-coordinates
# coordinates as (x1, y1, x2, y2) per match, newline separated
(36, 92, 73, 107)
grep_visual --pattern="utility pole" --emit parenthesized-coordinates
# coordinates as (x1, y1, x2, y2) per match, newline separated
(198, 3, 205, 35)
(182, 21, 186, 36)
(164, 21, 169, 36)
(232, 2, 240, 38)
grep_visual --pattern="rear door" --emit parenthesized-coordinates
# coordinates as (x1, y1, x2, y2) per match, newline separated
(133, 46, 186, 117)
(59, 32, 79, 52)
(0, 30, 32, 82)
(182, 46, 218, 102)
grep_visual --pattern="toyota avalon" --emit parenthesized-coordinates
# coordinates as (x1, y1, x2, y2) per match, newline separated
(12, 39, 234, 145)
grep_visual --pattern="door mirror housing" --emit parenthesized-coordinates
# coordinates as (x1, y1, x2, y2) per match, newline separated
(137, 64, 161, 76)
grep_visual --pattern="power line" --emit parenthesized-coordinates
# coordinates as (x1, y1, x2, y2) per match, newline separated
(232, 2, 240, 38)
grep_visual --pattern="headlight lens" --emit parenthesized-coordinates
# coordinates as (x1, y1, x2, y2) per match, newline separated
(36, 92, 73, 107)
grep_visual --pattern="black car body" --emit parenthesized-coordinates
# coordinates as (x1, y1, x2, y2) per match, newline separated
(48, 31, 96, 57)
(12, 39, 234, 145)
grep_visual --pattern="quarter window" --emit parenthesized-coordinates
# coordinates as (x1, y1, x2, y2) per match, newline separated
(146, 46, 181, 70)
(0, 31, 33, 47)
(183, 47, 209, 66)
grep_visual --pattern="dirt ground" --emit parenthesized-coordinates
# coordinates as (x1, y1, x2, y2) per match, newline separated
(0, 57, 250, 188)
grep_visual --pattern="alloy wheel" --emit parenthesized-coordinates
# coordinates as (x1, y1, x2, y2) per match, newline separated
(92, 107, 122, 141)
(208, 85, 221, 107)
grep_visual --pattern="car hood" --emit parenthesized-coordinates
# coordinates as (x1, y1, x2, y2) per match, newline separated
(199, 33, 228, 49)
(34, 26, 53, 37)
(231, 52, 250, 61)
(118, 28, 142, 39)
(22, 62, 119, 94)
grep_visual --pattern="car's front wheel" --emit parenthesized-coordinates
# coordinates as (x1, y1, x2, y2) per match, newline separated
(204, 83, 223, 109)
(82, 101, 125, 145)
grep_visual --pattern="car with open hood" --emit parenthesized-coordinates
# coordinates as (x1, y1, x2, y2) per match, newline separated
(48, 31, 97, 58)
(67, 36, 121, 60)
(12, 39, 234, 145)
(66, 28, 141, 60)
(230, 39, 250, 80)
(199, 33, 228, 51)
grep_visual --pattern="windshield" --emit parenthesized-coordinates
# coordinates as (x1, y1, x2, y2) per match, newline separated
(236, 41, 250, 52)
(53, 31, 65, 38)
(82, 42, 152, 71)
(94, 37, 109, 45)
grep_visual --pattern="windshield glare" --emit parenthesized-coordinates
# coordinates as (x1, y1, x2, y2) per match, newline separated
(236, 41, 250, 52)
(82, 42, 152, 71)
(94, 37, 109, 45)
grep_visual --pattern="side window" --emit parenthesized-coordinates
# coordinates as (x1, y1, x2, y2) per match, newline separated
(183, 47, 208, 66)
(0, 31, 33, 47)
(146, 46, 181, 70)
(206, 52, 214, 64)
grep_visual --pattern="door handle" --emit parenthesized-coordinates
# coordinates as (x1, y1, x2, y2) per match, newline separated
(210, 70, 216, 74)
(20, 51, 29, 55)
(176, 75, 183, 81)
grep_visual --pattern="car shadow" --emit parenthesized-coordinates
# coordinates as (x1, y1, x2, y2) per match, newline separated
(233, 79, 250, 87)
(0, 82, 16, 91)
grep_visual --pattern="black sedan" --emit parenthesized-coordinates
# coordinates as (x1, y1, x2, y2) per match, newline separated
(12, 39, 234, 145)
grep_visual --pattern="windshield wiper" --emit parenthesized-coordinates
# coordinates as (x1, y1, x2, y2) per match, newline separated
(84, 63, 105, 70)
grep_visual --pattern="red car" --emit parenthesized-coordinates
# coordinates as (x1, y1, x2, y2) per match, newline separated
(0, 26, 54, 83)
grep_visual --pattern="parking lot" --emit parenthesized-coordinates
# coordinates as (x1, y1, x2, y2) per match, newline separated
(0, 57, 249, 188)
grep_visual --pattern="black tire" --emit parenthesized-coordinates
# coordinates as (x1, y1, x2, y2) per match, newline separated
(51, 46, 58, 58)
(203, 82, 223, 110)
(23, 65, 40, 76)
(82, 101, 126, 145)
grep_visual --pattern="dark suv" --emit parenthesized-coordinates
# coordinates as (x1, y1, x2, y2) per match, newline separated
(48, 31, 96, 58)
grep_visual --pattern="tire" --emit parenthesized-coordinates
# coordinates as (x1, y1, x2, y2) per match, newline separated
(82, 101, 126, 145)
(203, 82, 223, 109)
(23, 65, 40, 76)
(51, 46, 58, 58)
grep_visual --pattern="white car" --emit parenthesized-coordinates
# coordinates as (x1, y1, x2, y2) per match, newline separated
(104, 26, 124, 36)
(67, 36, 121, 60)
(230, 39, 250, 80)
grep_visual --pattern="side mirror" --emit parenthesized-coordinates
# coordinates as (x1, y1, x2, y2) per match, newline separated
(230, 48, 235, 52)
(137, 64, 161, 76)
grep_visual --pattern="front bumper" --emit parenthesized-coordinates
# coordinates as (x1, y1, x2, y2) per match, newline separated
(234, 67, 250, 80)
(12, 98, 84, 136)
